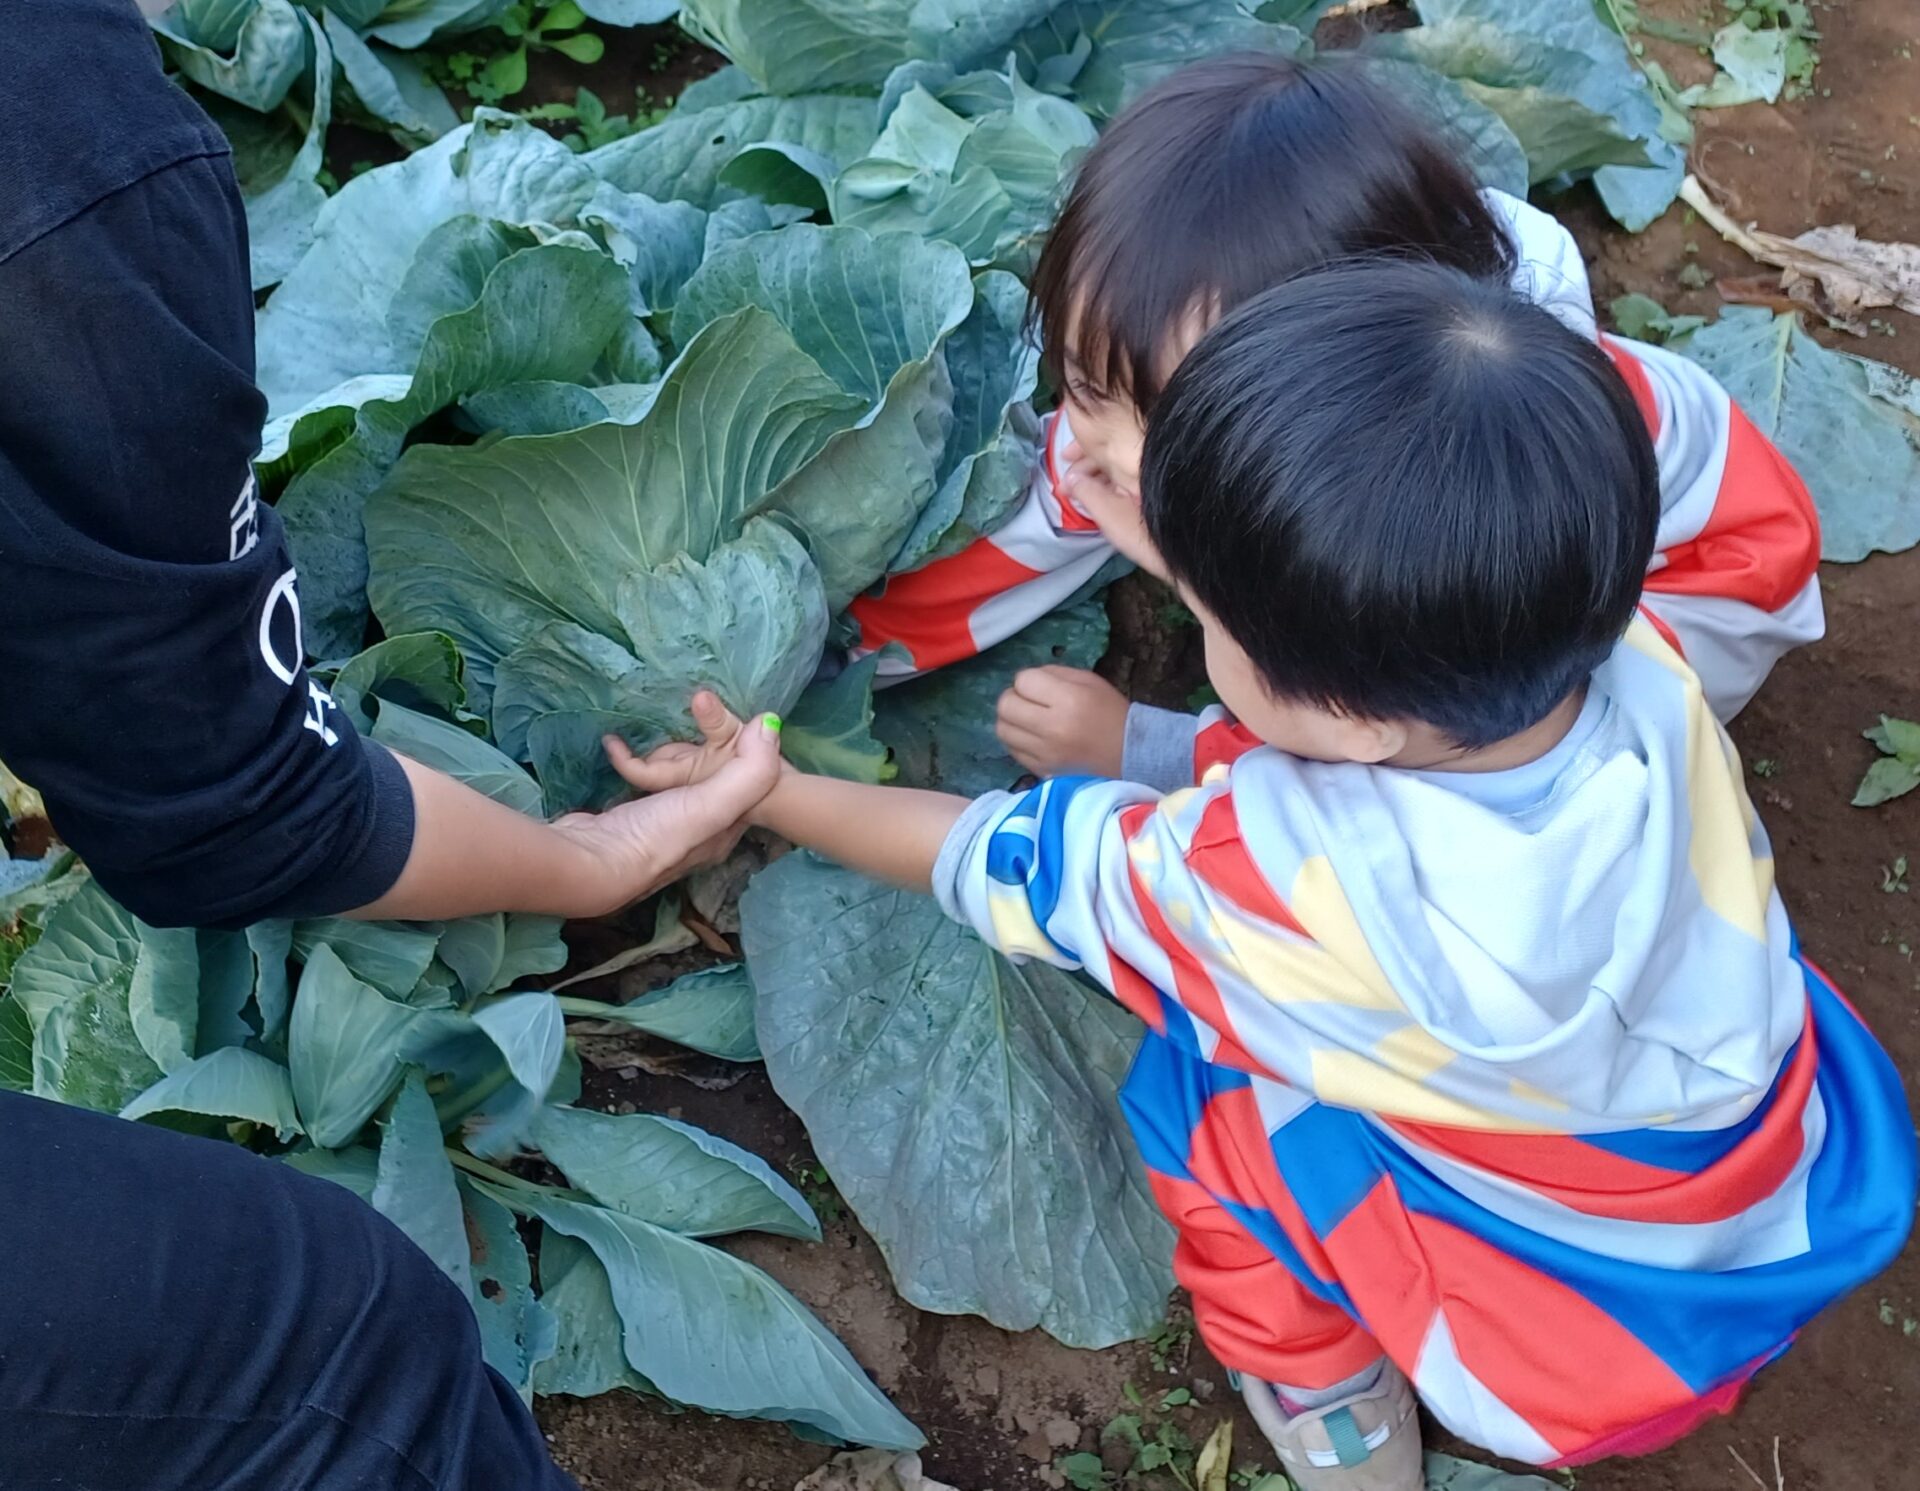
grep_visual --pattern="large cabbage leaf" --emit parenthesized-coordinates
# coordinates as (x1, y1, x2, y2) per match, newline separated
(256, 112, 602, 415)
(479, 1182, 926, 1448)
(585, 94, 881, 207)
(1674, 308, 1920, 562)
(741, 853, 1174, 1347)
(366, 307, 858, 683)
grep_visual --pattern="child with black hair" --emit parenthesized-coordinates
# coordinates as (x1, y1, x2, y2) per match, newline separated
(617, 262, 1914, 1490)
(845, 52, 1824, 760)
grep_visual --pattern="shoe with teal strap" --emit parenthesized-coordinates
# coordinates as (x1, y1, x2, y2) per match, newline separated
(1238, 1361, 1424, 1490)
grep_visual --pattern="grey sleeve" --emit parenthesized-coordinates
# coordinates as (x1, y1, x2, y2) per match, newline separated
(930, 792, 1015, 927)
(1120, 703, 1202, 793)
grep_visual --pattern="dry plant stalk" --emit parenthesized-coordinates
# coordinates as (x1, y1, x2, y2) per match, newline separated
(1681, 175, 1920, 322)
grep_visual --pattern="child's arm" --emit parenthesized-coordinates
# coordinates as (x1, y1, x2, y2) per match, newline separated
(753, 773, 968, 894)
(847, 412, 1115, 680)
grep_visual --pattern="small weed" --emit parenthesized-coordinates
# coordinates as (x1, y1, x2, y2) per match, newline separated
(1150, 1308, 1195, 1374)
(1159, 1386, 1194, 1410)
(1751, 757, 1780, 779)
(1877, 1297, 1920, 1337)
(786, 1160, 845, 1225)
(1055, 1451, 1113, 1490)
(520, 86, 666, 151)
(1884, 856, 1910, 894)
(427, 0, 606, 107)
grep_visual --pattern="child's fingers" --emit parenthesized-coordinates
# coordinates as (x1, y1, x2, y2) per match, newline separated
(604, 735, 700, 792)
(997, 688, 1055, 736)
(691, 689, 746, 745)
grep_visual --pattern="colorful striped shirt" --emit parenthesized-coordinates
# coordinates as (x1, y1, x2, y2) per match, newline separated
(930, 622, 1915, 1464)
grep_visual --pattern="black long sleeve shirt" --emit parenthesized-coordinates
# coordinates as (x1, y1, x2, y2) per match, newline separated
(0, 0, 413, 927)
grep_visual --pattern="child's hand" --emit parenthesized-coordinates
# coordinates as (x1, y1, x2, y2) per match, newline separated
(605, 691, 784, 797)
(1058, 441, 1168, 580)
(995, 666, 1130, 778)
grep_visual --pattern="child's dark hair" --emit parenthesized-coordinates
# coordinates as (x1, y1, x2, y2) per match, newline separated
(1031, 52, 1514, 417)
(1141, 260, 1659, 750)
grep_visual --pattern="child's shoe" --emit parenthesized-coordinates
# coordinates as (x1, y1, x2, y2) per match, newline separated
(1238, 1362, 1423, 1491)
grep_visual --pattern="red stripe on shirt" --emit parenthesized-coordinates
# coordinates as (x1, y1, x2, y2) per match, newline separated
(1387, 1009, 1816, 1226)
(847, 535, 1044, 671)
(1185, 792, 1312, 940)
(1122, 810, 1269, 1076)
(1641, 400, 1821, 613)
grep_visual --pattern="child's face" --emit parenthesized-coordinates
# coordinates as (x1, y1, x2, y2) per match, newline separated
(1059, 306, 1210, 578)
(1183, 588, 1407, 766)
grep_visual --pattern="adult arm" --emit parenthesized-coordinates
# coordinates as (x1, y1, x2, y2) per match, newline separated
(0, 1, 768, 927)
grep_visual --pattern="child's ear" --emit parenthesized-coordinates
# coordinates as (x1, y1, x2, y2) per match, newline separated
(1345, 718, 1407, 765)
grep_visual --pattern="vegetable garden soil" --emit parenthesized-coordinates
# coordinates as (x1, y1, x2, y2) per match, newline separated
(538, 5, 1920, 1488)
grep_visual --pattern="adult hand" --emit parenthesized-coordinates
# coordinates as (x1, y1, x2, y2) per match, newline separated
(352, 698, 783, 923)
(995, 665, 1131, 778)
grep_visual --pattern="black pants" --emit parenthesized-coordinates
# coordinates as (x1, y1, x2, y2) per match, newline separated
(0, 1091, 577, 1490)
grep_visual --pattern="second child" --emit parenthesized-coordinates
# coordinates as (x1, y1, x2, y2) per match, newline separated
(846, 53, 1823, 758)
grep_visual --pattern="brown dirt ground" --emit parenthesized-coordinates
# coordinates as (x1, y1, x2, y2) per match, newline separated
(532, 5, 1920, 1488)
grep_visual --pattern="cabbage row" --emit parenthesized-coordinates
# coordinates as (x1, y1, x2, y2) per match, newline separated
(2, 0, 1915, 1452)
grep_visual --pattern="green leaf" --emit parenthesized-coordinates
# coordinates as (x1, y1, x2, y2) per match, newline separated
(248, 921, 296, 1043)
(326, 18, 460, 145)
(549, 32, 604, 63)
(1378, 21, 1651, 181)
(423, 918, 498, 1004)
(374, 1068, 473, 1293)
(533, 1226, 657, 1397)
(289, 943, 439, 1147)
(497, 915, 569, 990)
(458, 380, 660, 436)
(1853, 756, 1920, 808)
(367, 306, 862, 689)
(472, 993, 566, 1097)
(11, 884, 165, 1112)
(585, 94, 879, 209)
(128, 925, 201, 1075)
(1608, 292, 1706, 344)
(479, 1183, 924, 1448)
(1865, 716, 1920, 762)
(486, 523, 828, 813)
(327, 631, 470, 733)
(152, 0, 309, 113)
(716, 141, 836, 214)
(675, 223, 974, 404)
(603, 520, 829, 744)
(1055, 1451, 1110, 1490)
(366, 0, 514, 48)
(1683, 22, 1789, 107)
(293, 918, 442, 1000)
(195, 928, 257, 1054)
(460, 1179, 557, 1399)
(1673, 308, 1920, 562)
(578, 183, 709, 315)
(277, 234, 634, 654)
(0, 997, 36, 1093)
(679, 0, 915, 95)
(370, 701, 546, 817)
(1423, 1453, 1563, 1490)
(575, 0, 680, 18)
(569, 962, 762, 1061)
(1361, 58, 1529, 198)
(256, 112, 602, 416)
(784, 653, 893, 783)
(120, 1047, 302, 1138)
(874, 593, 1110, 793)
(243, 11, 332, 291)
(531, 1104, 819, 1239)
(741, 853, 1174, 1348)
